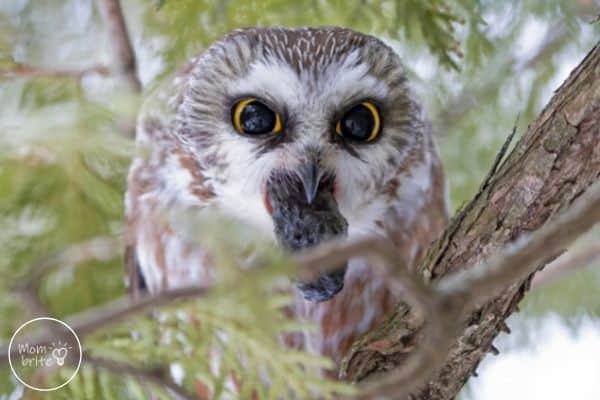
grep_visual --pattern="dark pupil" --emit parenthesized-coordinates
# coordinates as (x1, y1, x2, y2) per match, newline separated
(240, 101, 276, 134)
(341, 105, 374, 141)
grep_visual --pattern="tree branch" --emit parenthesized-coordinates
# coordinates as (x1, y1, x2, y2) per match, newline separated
(0, 285, 211, 364)
(353, 182, 600, 399)
(84, 353, 195, 400)
(342, 41, 600, 398)
(0, 63, 109, 80)
(13, 235, 121, 293)
(532, 240, 600, 288)
(436, 22, 569, 130)
(95, 0, 141, 93)
(438, 182, 600, 310)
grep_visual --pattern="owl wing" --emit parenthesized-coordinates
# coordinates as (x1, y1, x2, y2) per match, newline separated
(124, 56, 221, 295)
(125, 58, 220, 296)
(125, 115, 217, 294)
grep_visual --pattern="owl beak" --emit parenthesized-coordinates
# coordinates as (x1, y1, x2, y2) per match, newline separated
(297, 161, 324, 205)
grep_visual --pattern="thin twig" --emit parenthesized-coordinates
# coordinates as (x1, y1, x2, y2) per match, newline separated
(14, 235, 122, 293)
(0, 285, 210, 364)
(296, 238, 438, 315)
(0, 63, 109, 80)
(85, 353, 195, 400)
(298, 237, 455, 398)
(532, 240, 600, 288)
(357, 301, 460, 400)
(9, 236, 122, 329)
(95, 0, 141, 92)
(13, 287, 52, 319)
(436, 22, 568, 129)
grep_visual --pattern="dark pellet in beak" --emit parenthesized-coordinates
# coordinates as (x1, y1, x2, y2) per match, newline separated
(267, 170, 347, 302)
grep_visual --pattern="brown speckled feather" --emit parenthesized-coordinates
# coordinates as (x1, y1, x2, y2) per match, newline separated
(125, 27, 447, 371)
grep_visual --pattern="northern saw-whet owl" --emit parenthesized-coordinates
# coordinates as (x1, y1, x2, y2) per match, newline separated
(125, 27, 448, 369)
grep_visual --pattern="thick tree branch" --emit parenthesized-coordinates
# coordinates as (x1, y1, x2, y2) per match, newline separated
(353, 182, 600, 399)
(438, 182, 600, 310)
(342, 41, 600, 398)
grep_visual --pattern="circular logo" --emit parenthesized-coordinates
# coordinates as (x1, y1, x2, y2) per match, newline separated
(8, 317, 82, 391)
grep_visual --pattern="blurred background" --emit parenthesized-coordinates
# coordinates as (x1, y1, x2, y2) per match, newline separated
(0, 0, 599, 399)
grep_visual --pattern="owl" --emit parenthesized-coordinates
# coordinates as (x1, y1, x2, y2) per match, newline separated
(125, 27, 447, 370)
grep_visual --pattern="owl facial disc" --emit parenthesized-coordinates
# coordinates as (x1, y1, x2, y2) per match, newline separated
(266, 169, 348, 302)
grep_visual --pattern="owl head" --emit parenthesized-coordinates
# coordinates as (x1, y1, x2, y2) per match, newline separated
(137, 27, 436, 301)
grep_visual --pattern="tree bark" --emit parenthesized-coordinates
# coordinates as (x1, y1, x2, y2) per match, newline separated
(341, 42, 600, 398)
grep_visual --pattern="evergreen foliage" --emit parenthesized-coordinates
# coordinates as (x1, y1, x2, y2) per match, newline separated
(0, 0, 598, 398)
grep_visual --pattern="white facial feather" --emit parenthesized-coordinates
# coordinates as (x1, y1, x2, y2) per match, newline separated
(127, 27, 448, 367)
(209, 49, 401, 239)
(130, 27, 440, 282)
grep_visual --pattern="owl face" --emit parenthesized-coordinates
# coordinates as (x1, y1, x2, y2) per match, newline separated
(173, 28, 428, 301)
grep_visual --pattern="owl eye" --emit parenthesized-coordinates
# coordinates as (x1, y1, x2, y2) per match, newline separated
(335, 101, 381, 142)
(232, 98, 282, 135)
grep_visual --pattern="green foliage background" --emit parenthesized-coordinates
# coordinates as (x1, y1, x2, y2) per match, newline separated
(0, 0, 598, 398)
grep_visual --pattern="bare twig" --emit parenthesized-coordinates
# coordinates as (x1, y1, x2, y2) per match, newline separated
(95, 0, 141, 92)
(0, 285, 210, 364)
(0, 63, 109, 80)
(13, 286, 52, 319)
(436, 23, 568, 129)
(438, 182, 600, 310)
(532, 240, 600, 288)
(8, 235, 121, 323)
(298, 238, 457, 399)
(14, 235, 121, 293)
(85, 353, 195, 400)
(296, 238, 437, 315)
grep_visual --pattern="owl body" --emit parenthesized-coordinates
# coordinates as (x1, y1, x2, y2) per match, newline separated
(126, 27, 447, 368)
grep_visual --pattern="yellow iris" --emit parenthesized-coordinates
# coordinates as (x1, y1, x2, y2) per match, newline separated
(232, 98, 282, 135)
(336, 101, 381, 142)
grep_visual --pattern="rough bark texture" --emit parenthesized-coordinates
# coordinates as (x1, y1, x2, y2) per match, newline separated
(341, 42, 600, 398)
